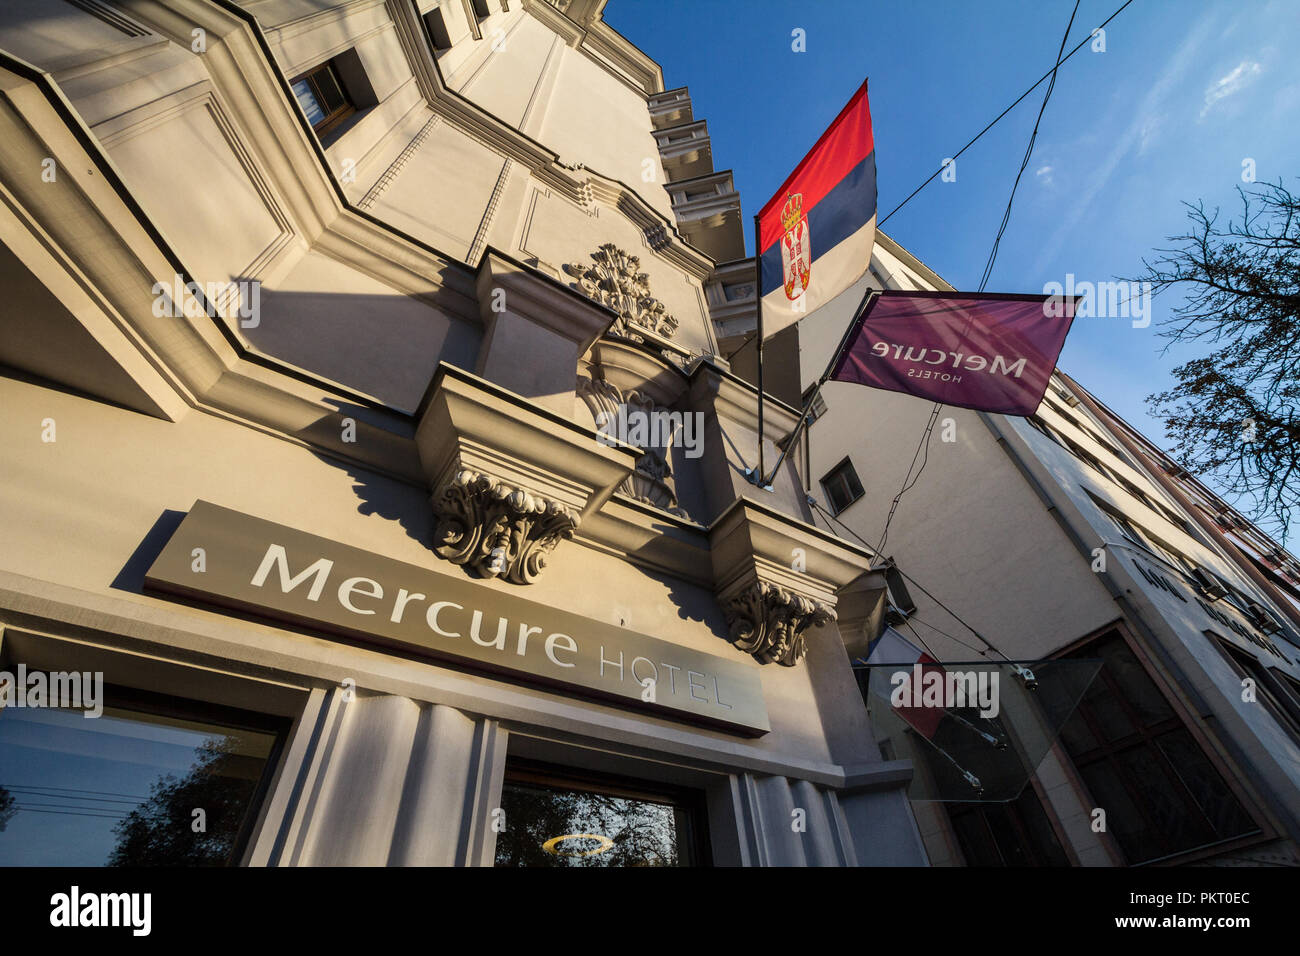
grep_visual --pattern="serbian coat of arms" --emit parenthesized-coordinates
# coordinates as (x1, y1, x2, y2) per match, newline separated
(779, 193, 812, 301)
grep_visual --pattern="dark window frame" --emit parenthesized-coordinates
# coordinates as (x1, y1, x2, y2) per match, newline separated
(1211, 634, 1300, 741)
(421, 3, 453, 51)
(103, 684, 289, 866)
(946, 784, 1072, 867)
(289, 59, 357, 140)
(0, 681, 289, 867)
(1055, 631, 1260, 865)
(820, 456, 864, 515)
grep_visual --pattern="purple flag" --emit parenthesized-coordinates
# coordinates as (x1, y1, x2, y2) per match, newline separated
(828, 291, 1079, 416)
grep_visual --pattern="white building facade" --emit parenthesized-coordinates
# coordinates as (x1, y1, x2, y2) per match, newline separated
(0, 0, 924, 867)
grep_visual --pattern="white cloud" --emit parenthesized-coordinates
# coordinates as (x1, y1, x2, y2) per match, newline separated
(1035, 164, 1054, 186)
(1030, 15, 1217, 275)
(1200, 60, 1263, 118)
(1138, 115, 1163, 155)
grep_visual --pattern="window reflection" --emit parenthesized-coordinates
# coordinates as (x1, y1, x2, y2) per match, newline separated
(0, 698, 280, 866)
(494, 766, 704, 867)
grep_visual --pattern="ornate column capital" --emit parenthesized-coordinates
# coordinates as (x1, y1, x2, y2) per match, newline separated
(416, 365, 638, 584)
(724, 582, 836, 667)
(433, 469, 580, 585)
(709, 497, 874, 666)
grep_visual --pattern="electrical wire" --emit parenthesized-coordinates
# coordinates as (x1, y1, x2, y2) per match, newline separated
(878, 0, 1134, 229)
(977, 0, 1079, 293)
(0, 783, 148, 800)
(899, 617, 939, 658)
(807, 496, 1017, 664)
(906, 614, 989, 657)
(11, 806, 128, 819)
(870, 403, 942, 564)
(862, 0, 1084, 576)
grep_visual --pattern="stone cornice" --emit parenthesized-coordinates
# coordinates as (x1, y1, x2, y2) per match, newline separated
(708, 497, 875, 606)
(477, 249, 616, 356)
(521, 0, 663, 96)
(415, 363, 638, 583)
(582, 337, 690, 410)
(689, 355, 801, 441)
(576, 494, 712, 588)
(708, 496, 876, 666)
(415, 363, 637, 517)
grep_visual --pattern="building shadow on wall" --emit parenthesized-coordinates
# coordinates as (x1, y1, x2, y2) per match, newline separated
(304, 398, 436, 553)
(111, 509, 188, 593)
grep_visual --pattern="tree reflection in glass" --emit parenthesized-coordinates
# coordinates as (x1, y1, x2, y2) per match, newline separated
(494, 779, 693, 867)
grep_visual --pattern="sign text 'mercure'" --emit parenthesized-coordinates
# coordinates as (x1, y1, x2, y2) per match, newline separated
(144, 502, 769, 735)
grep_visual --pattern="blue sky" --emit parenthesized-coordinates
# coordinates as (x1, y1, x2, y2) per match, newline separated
(606, 0, 1299, 511)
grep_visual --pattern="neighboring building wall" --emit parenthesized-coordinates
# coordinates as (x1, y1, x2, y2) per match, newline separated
(794, 232, 1300, 866)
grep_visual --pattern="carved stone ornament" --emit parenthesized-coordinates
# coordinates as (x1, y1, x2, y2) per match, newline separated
(432, 469, 578, 585)
(563, 243, 680, 341)
(723, 582, 837, 667)
(576, 374, 690, 518)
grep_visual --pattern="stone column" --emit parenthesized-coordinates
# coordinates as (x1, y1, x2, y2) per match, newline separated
(246, 689, 507, 866)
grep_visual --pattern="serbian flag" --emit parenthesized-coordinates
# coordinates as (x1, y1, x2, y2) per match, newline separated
(829, 291, 1080, 416)
(867, 626, 944, 740)
(758, 80, 876, 340)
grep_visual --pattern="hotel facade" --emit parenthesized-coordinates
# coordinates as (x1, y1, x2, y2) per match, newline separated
(4, 0, 1295, 872)
(0, 0, 927, 866)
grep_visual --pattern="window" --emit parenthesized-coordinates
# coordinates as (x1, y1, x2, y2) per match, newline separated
(1275, 671, 1300, 720)
(1114, 475, 1152, 508)
(290, 59, 356, 139)
(1057, 633, 1257, 863)
(1053, 385, 1081, 407)
(471, 0, 491, 20)
(0, 687, 284, 866)
(947, 786, 1071, 866)
(722, 282, 754, 302)
(423, 6, 452, 50)
(493, 761, 708, 867)
(1213, 635, 1300, 740)
(805, 389, 828, 424)
(1100, 504, 1148, 549)
(821, 457, 864, 514)
(1092, 495, 1189, 572)
(1026, 415, 1063, 447)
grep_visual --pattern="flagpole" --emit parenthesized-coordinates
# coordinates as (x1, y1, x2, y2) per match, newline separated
(759, 286, 880, 487)
(752, 214, 765, 487)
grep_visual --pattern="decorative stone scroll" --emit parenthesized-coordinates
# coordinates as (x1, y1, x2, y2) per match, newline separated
(722, 582, 837, 667)
(432, 468, 579, 585)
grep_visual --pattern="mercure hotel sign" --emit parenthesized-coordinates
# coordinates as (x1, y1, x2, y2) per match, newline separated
(145, 502, 769, 735)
